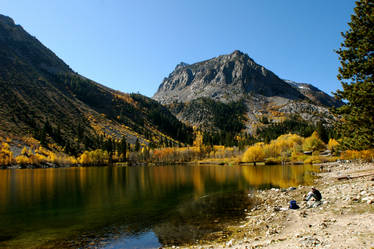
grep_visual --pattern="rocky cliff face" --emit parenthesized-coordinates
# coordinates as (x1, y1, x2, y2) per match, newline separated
(154, 50, 305, 104)
(153, 51, 341, 131)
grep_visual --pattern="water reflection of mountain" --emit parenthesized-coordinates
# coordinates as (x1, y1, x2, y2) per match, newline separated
(0, 165, 318, 248)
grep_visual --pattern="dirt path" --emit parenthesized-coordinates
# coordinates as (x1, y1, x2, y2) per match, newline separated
(166, 162, 374, 249)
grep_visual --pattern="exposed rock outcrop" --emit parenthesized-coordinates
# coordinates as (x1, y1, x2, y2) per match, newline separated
(153, 51, 341, 131)
(154, 50, 305, 105)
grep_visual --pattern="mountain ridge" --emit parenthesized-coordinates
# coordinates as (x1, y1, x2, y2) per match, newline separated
(0, 14, 193, 154)
(154, 50, 307, 105)
(153, 50, 341, 133)
(284, 79, 342, 107)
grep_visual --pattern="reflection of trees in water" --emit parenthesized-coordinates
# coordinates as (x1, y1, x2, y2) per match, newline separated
(0, 165, 318, 248)
(241, 165, 318, 189)
(0, 165, 318, 214)
(153, 191, 254, 246)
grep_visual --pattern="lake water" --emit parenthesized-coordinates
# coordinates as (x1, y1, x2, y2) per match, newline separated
(0, 164, 318, 248)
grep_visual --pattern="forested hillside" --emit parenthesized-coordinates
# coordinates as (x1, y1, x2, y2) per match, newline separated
(0, 14, 193, 157)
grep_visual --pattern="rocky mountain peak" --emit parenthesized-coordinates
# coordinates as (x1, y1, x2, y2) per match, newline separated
(153, 50, 304, 105)
(0, 14, 15, 26)
(227, 50, 252, 61)
(0, 14, 71, 74)
(232, 49, 243, 55)
(175, 62, 189, 70)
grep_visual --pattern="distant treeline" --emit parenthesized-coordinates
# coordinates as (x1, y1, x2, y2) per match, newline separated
(256, 116, 337, 144)
(202, 115, 337, 148)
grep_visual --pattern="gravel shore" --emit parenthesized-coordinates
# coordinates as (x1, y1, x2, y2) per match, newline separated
(166, 162, 374, 249)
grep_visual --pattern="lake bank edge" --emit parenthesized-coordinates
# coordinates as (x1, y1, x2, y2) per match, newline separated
(165, 161, 374, 249)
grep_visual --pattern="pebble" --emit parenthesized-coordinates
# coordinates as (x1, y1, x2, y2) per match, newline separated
(319, 222, 328, 228)
(273, 206, 281, 211)
(226, 239, 235, 247)
(299, 237, 321, 247)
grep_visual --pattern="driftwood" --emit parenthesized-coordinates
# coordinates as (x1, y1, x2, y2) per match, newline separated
(337, 173, 374, 180)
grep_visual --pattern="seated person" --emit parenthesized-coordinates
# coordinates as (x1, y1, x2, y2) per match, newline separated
(304, 187, 322, 208)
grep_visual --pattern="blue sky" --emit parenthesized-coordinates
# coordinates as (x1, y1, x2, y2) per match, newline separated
(3, 0, 355, 97)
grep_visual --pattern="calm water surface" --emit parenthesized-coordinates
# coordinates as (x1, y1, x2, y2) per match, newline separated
(0, 164, 318, 248)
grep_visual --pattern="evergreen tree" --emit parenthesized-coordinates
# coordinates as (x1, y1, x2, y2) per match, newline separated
(40, 128, 47, 147)
(119, 136, 127, 161)
(104, 137, 113, 153)
(316, 121, 329, 144)
(135, 138, 140, 152)
(334, 0, 374, 150)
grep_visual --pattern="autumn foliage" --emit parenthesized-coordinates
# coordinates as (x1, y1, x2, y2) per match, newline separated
(327, 138, 339, 153)
(13, 146, 77, 166)
(302, 131, 326, 152)
(0, 137, 78, 166)
(242, 134, 305, 163)
(150, 147, 201, 163)
(341, 149, 374, 162)
(241, 132, 334, 164)
(0, 142, 13, 166)
(242, 143, 265, 163)
(78, 149, 110, 165)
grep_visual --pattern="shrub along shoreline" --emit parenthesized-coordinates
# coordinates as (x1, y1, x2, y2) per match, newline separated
(241, 132, 374, 165)
(1, 132, 373, 169)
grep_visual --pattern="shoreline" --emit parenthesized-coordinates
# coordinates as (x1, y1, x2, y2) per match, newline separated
(0, 158, 339, 169)
(165, 161, 374, 249)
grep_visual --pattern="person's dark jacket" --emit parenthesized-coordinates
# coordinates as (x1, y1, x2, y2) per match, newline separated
(313, 189, 322, 201)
